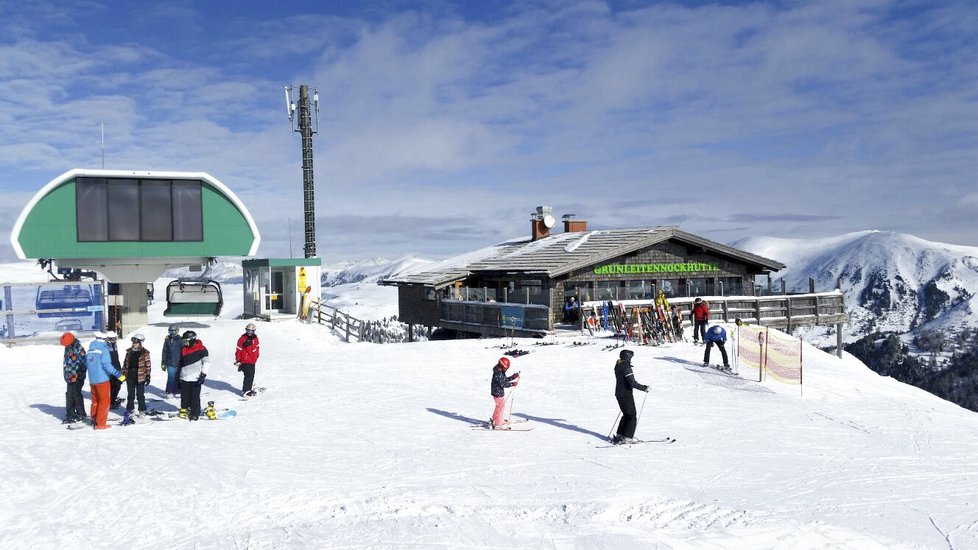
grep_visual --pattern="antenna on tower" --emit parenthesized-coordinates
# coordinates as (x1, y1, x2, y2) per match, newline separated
(284, 84, 320, 259)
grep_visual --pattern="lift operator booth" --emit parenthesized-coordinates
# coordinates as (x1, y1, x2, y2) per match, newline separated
(9, 169, 261, 337)
(242, 258, 321, 321)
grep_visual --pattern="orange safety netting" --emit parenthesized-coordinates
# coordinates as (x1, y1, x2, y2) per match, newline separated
(736, 325, 767, 370)
(764, 329, 803, 385)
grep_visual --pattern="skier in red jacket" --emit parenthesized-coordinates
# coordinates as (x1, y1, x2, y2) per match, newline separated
(692, 297, 710, 344)
(234, 323, 261, 397)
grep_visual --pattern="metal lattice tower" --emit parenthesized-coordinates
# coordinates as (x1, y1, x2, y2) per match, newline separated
(286, 84, 319, 259)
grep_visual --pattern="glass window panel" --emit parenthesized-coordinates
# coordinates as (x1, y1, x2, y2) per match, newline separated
(688, 278, 708, 297)
(719, 276, 743, 296)
(140, 180, 173, 241)
(76, 178, 108, 241)
(657, 279, 679, 298)
(625, 280, 652, 300)
(172, 180, 202, 241)
(594, 281, 619, 301)
(107, 179, 139, 241)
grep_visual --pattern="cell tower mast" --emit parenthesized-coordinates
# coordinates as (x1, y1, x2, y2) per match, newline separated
(285, 84, 320, 259)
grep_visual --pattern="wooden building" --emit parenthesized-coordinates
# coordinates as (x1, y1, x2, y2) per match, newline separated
(382, 206, 799, 338)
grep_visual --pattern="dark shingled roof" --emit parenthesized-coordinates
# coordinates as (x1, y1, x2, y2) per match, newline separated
(381, 226, 785, 288)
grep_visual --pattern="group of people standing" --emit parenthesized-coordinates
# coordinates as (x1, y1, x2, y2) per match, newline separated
(60, 323, 261, 429)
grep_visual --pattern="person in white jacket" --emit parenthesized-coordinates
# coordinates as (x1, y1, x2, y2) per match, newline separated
(178, 330, 210, 421)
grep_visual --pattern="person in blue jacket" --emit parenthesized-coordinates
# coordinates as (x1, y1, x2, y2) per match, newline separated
(87, 331, 125, 430)
(160, 324, 182, 398)
(703, 324, 731, 372)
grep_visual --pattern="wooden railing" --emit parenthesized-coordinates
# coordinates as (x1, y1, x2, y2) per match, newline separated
(309, 300, 365, 342)
(438, 300, 550, 338)
(582, 291, 847, 331)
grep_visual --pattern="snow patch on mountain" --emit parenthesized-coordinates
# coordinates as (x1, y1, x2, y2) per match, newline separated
(322, 256, 432, 287)
(734, 231, 978, 342)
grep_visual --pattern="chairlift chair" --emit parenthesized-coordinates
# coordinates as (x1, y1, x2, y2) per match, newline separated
(55, 318, 84, 332)
(163, 279, 223, 317)
(35, 285, 96, 318)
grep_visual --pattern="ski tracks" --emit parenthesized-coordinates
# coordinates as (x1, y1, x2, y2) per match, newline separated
(613, 498, 754, 531)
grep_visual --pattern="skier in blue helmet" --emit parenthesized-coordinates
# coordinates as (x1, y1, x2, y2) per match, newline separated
(703, 324, 732, 372)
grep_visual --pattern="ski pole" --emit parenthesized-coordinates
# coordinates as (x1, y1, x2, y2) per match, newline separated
(607, 412, 622, 440)
(506, 374, 521, 422)
(633, 390, 650, 434)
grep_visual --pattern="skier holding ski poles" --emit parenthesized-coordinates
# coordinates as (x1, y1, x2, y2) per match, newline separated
(612, 349, 648, 445)
(489, 357, 520, 429)
(703, 324, 732, 373)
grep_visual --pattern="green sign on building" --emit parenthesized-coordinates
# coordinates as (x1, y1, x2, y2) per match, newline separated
(593, 262, 720, 275)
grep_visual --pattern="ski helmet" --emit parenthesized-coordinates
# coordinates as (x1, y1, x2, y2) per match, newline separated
(94, 331, 106, 340)
(105, 330, 118, 340)
(619, 349, 634, 361)
(694, 297, 702, 304)
(734, 318, 744, 327)
(130, 333, 146, 343)
(60, 332, 75, 346)
(181, 330, 197, 345)
(168, 323, 180, 335)
(245, 323, 256, 331)
(498, 357, 511, 370)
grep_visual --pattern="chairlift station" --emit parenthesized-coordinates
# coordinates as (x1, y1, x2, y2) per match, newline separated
(9, 168, 262, 334)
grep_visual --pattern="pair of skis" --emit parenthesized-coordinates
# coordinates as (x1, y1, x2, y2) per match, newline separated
(597, 437, 676, 448)
(470, 418, 533, 431)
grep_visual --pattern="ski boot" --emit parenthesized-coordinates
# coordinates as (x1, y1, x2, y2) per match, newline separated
(205, 401, 217, 420)
(178, 408, 188, 419)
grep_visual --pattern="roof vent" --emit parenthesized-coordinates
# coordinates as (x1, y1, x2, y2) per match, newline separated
(530, 206, 555, 241)
(562, 213, 588, 233)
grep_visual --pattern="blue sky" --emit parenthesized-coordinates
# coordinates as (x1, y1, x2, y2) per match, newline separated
(1, 0, 976, 264)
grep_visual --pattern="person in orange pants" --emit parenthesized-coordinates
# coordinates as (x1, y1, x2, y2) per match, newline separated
(86, 331, 125, 429)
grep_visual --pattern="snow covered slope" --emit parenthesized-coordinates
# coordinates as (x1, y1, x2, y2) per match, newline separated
(2, 288, 978, 548)
(735, 231, 978, 341)
(323, 255, 432, 287)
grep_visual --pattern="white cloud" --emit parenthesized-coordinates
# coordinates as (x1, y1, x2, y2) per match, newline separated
(1, 0, 977, 262)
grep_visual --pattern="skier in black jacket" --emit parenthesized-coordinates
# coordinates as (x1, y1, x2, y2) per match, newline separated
(612, 349, 648, 444)
(489, 357, 520, 429)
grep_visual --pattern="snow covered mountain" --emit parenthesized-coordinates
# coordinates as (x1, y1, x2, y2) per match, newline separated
(322, 255, 432, 287)
(162, 259, 244, 284)
(735, 231, 978, 342)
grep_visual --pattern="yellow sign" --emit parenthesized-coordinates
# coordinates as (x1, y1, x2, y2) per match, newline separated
(298, 267, 307, 293)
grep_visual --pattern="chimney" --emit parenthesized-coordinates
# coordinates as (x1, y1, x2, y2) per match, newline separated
(562, 213, 588, 233)
(530, 205, 555, 241)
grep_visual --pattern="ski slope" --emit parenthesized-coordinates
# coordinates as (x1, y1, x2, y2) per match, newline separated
(2, 284, 978, 549)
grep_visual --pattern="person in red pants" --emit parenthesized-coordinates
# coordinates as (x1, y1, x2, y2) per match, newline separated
(86, 331, 125, 430)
